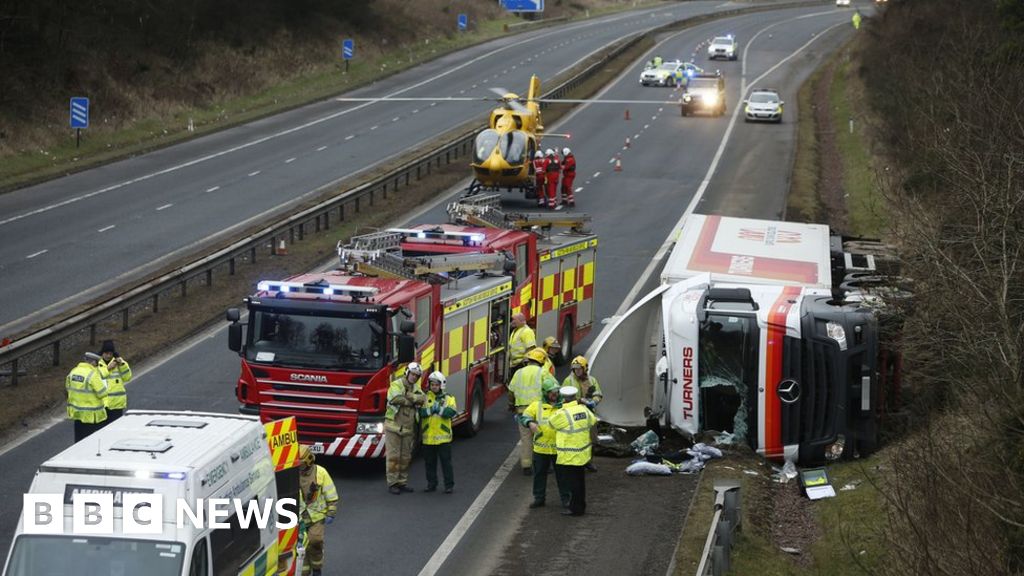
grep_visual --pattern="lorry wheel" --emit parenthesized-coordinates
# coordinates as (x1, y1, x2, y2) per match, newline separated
(457, 379, 485, 437)
(558, 318, 574, 366)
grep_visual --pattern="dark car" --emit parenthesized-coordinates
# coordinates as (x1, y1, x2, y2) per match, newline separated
(680, 73, 726, 117)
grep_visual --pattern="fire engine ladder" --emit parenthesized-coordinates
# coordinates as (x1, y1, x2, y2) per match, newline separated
(446, 194, 592, 234)
(338, 230, 510, 283)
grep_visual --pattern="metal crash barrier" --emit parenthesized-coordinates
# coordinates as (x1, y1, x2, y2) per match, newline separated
(696, 481, 741, 576)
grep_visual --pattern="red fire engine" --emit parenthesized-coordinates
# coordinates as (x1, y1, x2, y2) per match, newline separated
(227, 199, 597, 457)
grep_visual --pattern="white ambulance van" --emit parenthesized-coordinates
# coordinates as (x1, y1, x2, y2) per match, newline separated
(3, 410, 283, 576)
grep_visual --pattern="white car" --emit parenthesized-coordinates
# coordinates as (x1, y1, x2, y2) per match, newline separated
(639, 61, 684, 86)
(744, 89, 784, 123)
(836, 0, 851, 6)
(707, 35, 738, 61)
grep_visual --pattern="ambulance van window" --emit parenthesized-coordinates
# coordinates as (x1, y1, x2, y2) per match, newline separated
(210, 511, 260, 576)
(189, 538, 210, 576)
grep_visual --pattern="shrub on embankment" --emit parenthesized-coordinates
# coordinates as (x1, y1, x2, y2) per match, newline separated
(860, 0, 1024, 572)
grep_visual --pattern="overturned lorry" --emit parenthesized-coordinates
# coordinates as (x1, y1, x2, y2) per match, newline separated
(591, 214, 899, 464)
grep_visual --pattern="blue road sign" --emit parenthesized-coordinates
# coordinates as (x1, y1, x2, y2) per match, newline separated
(70, 97, 89, 129)
(342, 38, 355, 60)
(458, 13, 468, 30)
(502, 0, 544, 12)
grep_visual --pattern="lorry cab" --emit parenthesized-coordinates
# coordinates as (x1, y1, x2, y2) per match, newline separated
(591, 215, 886, 464)
(3, 411, 281, 576)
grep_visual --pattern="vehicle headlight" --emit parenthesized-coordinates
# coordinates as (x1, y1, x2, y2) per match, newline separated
(356, 422, 384, 434)
(704, 93, 718, 106)
(683, 94, 692, 102)
(745, 105, 750, 113)
(825, 321, 848, 351)
(825, 435, 846, 461)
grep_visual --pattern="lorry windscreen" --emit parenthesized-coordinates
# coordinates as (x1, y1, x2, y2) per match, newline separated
(247, 309, 385, 371)
(4, 535, 184, 576)
(698, 314, 758, 442)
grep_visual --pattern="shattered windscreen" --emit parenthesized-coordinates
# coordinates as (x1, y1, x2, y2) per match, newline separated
(698, 314, 758, 444)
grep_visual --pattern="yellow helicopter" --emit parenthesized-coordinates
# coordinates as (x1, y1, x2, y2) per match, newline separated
(335, 74, 677, 201)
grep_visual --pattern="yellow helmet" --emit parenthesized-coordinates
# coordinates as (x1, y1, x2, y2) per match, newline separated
(543, 336, 560, 349)
(299, 445, 315, 468)
(526, 347, 548, 365)
(571, 356, 588, 370)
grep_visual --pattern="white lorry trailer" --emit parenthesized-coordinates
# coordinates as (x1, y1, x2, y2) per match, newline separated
(591, 214, 893, 463)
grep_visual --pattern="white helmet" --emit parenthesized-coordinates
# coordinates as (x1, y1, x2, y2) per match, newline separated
(562, 147, 571, 156)
(428, 371, 447, 391)
(545, 148, 555, 156)
(535, 151, 543, 159)
(406, 362, 423, 378)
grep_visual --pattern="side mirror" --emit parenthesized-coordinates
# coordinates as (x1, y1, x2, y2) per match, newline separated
(742, 100, 749, 105)
(399, 319, 416, 334)
(228, 323, 243, 353)
(780, 101, 785, 105)
(226, 308, 240, 323)
(397, 334, 416, 363)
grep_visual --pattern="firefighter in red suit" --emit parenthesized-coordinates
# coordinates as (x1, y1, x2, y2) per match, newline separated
(560, 148, 576, 207)
(544, 148, 560, 210)
(532, 151, 547, 207)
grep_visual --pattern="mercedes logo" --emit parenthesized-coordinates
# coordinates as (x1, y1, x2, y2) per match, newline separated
(777, 379, 801, 404)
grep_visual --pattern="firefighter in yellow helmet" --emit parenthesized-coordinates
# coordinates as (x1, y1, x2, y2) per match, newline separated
(563, 355, 603, 472)
(508, 347, 559, 474)
(549, 385, 598, 516)
(541, 336, 561, 375)
(299, 445, 338, 576)
(386, 362, 427, 494)
(66, 352, 108, 443)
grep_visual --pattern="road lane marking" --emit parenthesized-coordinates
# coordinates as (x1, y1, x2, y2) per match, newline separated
(206, 185, 220, 192)
(156, 203, 173, 211)
(416, 446, 519, 576)
(593, 171, 601, 178)
(316, 146, 327, 152)
(611, 17, 847, 318)
(345, 134, 355, 140)
(97, 225, 116, 233)
(248, 170, 262, 176)
(26, 250, 48, 259)
(285, 157, 296, 163)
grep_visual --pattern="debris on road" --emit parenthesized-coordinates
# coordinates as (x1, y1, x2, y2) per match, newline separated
(626, 460, 673, 476)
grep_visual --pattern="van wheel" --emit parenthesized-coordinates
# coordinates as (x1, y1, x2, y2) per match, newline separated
(557, 317, 574, 366)
(457, 379, 485, 437)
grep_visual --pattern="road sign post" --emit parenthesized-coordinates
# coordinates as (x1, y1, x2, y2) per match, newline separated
(342, 38, 355, 73)
(458, 14, 468, 31)
(70, 97, 89, 148)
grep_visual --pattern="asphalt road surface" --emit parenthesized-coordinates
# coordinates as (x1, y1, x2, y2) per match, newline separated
(0, 0, 788, 338)
(0, 4, 858, 575)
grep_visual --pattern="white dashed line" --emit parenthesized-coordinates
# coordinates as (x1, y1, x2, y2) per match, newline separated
(248, 170, 262, 176)
(575, 187, 583, 193)
(659, 107, 664, 112)
(371, 125, 379, 130)
(608, 158, 615, 164)
(593, 172, 601, 178)
(412, 109, 419, 114)
(345, 135, 355, 140)
(634, 133, 640, 139)
(26, 249, 48, 259)
(651, 115, 657, 120)
(430, 103, 437, 107)
(472, 84, 477, 89)
(156, 203, 173, 211)
(644, 124, 650, 130)
(284, 158, 296, 164)
(315, 146, 327, 152)
(97, 225, 115, 233)
(392, 117, 400, 122)
(206, 186, 220, 193)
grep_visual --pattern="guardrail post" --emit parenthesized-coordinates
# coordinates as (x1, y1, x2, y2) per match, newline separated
(180, 280, 187, 298)
(369, 190, 375, 207)
(446, 151, 450, 164)
(382, 183, 387, 200)
(90, 324, 97, 346)
(229, 257, 236, 276)
(250, 246, 257, 264)
(339, 204, 345, 222)
(416, 165, 421, 181)
(271, 236, 278, 256)
(394, 177, 400, 191)
(315, 215, 321, 233)
(298, 223, 305, 241)
(323, 212, 330, 230)
(153, 294, 159, 314)
(206, 269, 213, 287)
(52, 341, 60, 367)
(355, 197, 361, 214)
(122, 309, 129, 331)
(405, 173, 410, 186)
(289, 227, 296, 244)
(10, 359, 18, 386)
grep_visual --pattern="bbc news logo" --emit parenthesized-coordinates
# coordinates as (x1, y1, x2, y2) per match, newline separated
(23, 494, 298, 534)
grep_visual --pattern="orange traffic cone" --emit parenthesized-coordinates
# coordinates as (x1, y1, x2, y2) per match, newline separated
(614, 156, 623, 172)
(277, 238, 288, 255)
(624, 108, 631, 121)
